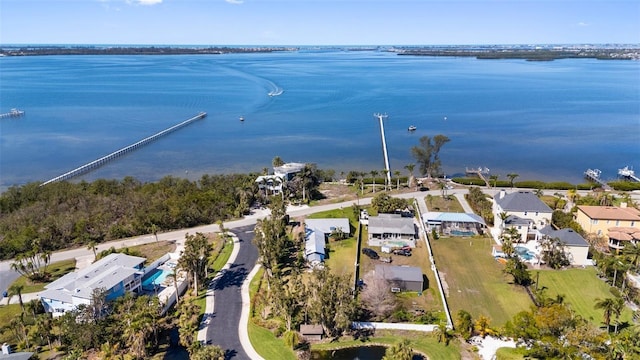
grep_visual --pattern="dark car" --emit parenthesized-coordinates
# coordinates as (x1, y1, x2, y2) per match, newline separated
(393, 249, 412, 257)
(362, 248, 379, 260)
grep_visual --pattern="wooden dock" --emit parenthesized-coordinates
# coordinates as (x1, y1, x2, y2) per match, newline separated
(584, 168, 612, 190)
(41, 112, 206, 186)
(465, 166, 490, 187)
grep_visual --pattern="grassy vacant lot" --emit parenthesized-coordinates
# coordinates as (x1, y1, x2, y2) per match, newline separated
(536, 267, 634, 326)
(424, 195, 465, 213)
(311, 329, 462, 360)
(128, 240, 177, 265)
(431, 236, 532, 326)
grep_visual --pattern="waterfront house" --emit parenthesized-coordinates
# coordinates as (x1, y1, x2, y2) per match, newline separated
(375, 265, 423, 292)
(537, 226, 591, 266)
(493, 190, 553, 241)
(255, 162, 306, 195)
(39, 253, 145, 317)
(367, 213, 416, 248)
(422, 211, 487, 236)
(575, 205, 640, 237)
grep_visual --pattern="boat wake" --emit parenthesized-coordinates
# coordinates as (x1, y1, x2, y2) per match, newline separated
(268, 88, 284, 97)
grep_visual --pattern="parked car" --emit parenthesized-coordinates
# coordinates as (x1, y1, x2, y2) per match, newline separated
(393, 249, 412, 257)
(362, 248, 379, 260)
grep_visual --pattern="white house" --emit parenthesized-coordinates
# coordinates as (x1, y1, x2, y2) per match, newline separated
(39, 253, 145, 317)
(303, 218, 350, 266)
(422, 212, 487, 236)
(493, 190, 553, 242)
(537, 226, 591, 266)
(368, 213, 416, 248)
(255, 162, 306, 195)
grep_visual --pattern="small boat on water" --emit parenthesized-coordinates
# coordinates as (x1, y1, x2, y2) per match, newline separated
(239, 116, 245, 121)
(408, 125, 417, 131)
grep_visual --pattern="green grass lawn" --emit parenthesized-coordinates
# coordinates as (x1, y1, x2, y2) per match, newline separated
(535, 267, 635, 326)
(311, 330, 461, 360)
(431, 236, 532, 326)
(495, 347, 526, 360)
(425, 195, 465, 213)
(10, 259, 77, 293)
(0, 304, 23, 343)
(247, 268, 297, 360)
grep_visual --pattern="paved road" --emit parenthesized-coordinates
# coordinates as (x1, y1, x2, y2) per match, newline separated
(204, 225, 258, 359)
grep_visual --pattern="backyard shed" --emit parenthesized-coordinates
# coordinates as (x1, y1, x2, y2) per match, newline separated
(375, 265, 424, 292)
(300, 324, 324, 341)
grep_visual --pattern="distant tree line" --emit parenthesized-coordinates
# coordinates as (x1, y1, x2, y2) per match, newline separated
(0, 46, 295, 57)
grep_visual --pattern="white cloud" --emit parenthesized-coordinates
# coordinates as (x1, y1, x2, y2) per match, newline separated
(225, 0, 244, 4)
(126, 0, 163, 5)
(577, 22, 589, 27)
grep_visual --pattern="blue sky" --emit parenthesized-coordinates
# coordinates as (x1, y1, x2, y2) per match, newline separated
(1, 0, 638, 45)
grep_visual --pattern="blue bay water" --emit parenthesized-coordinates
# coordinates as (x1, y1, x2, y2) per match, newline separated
(0, 51, 638, 191)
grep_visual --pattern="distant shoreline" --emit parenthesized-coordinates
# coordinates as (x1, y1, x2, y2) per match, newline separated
(1, 45, 639, 61)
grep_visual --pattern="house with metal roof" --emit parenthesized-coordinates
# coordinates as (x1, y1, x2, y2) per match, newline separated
(367, 213, 416, 248)
(493, 190, 553, 241)
(422, 212, 487, 236)
(39, 253, 145, 317)
(303, 218, 350, 266)
(375, 265, 423, 292)
(537, 226, 591, 266)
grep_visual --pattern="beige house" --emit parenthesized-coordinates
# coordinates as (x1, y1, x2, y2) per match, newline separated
(575, 205, 640, 237)
(606, 226, 640, 253)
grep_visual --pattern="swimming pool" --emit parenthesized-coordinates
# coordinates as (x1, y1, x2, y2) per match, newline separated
(515, 246, 535, 261)
(142, 268, 171, 290)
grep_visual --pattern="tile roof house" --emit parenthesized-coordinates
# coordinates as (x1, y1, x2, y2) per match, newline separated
(367, 213, 416, 248)
(575, 205, 640, 237)
(606, 226, 640, 253)
(375, 265, 424, 292)
(538, 226, 591, 266)
(493, 190, 553, 242)
(39, 253, 145, 317)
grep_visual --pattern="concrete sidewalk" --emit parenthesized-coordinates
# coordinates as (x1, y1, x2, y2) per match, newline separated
(239, 264, 265, 360)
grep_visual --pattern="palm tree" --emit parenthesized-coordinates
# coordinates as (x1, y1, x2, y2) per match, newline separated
(404, 164, 415, 188)
(433, 322, 453, 345)
(8, 284, 25, 312)
(394, 170, 401, 190)
(623, 242, 640, 270)
(168, 270, 180, 306)
(594, 297, 618, 331)
(507, 173, 519, 188)
(474, 315, 494, 338)
(370, 170, 378, 193)
(87, 240, 98, 259)
(382, 339, 412, 360)
(489, 174, 499, 188)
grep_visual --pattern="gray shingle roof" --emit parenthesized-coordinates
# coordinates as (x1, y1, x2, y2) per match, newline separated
(375, 265, 423, 282)
(539, 226, 589, 247)
(495, 191, 552, 213)
(368, 214, 415, 235)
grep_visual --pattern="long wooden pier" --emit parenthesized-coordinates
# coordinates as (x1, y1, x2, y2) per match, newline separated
(41, 112, 206, 186)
